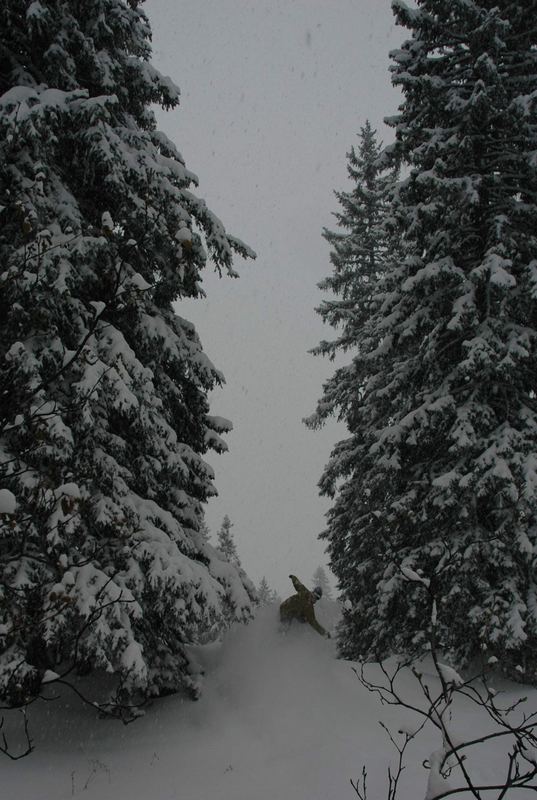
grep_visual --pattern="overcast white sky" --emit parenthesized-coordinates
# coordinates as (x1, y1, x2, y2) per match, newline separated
(145, 0, 403, 595)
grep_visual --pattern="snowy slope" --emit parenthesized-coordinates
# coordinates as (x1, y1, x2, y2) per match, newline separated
(2, 603, 535, 800)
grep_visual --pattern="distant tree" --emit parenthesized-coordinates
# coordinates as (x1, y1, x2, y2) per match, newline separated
(199, 517, 211, 543)
(217, 515, 241, 568)
(0, 0, 255, 712)
(310, 1, 537, 680)
(257, 577, 272, 605)
(257, 576, 279, 605)
(312, 566, 332, 601)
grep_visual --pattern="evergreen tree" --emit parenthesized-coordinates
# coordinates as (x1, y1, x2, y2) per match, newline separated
(257, 576, 279, 605)
(310, 2, 537, 680)
(257, 577, 273, 605)
(312, 566, 332, 601)
(306, 122, 399, 643)
(199, 518, 211, 543)
(216, 515, 241, 568)
(0, 0, 255, 707)
(315, 120, 397, 361)
(306, 121, 399, 458)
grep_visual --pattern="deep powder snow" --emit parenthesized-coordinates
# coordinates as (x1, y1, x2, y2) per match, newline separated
(2, 602, 534, 800)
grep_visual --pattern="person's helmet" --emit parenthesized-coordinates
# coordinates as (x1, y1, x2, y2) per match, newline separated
(312, 586, 323, 601)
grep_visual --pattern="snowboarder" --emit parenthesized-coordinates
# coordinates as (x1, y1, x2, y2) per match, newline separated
(279, 575, 330, 638)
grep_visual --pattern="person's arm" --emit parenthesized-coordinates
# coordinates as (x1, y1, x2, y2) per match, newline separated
(304, 604, 330, 638)
(289, 574, 308, 597)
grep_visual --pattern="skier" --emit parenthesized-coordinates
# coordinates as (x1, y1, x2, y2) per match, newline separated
(279, 574, 330, 638)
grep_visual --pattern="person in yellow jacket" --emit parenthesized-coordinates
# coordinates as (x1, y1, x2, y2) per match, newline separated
(279, 574, 330, 638)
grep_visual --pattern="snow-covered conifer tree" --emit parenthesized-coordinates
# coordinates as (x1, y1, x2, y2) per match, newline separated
(216, 515, 241, 568)
(309, 2, 537, 680)
(306, 120, 398, 448)
(257, 577, 273, 606)
(312, 566, 332, 601)
(306, 122, 398, 644)
(0, 0, 256, 707)
(314, 120, 397, 362)
(199, 518, 211, 543)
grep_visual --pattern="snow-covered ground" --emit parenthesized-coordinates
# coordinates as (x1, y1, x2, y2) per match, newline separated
(3, 602, 534, 800)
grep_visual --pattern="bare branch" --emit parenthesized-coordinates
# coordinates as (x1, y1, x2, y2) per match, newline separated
(0, 710, 33, 760)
